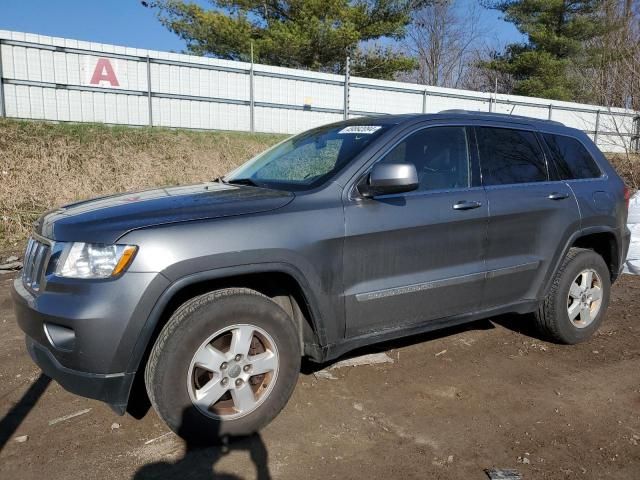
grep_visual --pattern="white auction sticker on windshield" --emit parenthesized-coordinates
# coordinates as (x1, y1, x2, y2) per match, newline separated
(338, 126, 382, 134)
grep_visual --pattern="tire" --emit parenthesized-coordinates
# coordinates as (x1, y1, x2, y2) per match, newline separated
(145, 288, 301, 443)
(535, 247, 610, 344)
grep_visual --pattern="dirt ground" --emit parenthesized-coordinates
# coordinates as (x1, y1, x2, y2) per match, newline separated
(0, 273, 639, 480)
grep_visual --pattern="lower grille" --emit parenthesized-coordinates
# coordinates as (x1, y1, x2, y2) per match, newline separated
(22, 237, 51, 292)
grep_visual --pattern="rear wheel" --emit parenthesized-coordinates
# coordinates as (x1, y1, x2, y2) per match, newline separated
(535, 248, 610, 344)
(145, 288, 301, 443)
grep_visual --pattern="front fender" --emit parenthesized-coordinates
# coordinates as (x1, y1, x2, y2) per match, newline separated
(124, 262, 331, 375)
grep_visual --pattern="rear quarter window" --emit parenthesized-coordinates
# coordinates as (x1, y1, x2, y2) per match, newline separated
(542, 133, 602, 180)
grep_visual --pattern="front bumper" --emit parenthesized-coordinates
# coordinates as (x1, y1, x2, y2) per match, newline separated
(12, 270, 170, 412)
(26, 336, 134, 414)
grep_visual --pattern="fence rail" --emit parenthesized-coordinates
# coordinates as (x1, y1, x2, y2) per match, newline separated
(0, 30, 638, 152)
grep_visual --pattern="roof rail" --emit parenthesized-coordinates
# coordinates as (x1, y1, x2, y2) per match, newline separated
(437, 109, 565, 126)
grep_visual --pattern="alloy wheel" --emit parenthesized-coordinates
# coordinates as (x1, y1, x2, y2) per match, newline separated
(187, 324, 279, 420)
(567, 268, 603, 329)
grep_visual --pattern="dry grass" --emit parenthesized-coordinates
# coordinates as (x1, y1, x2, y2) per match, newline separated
(606, 153, 640, 191)
(1, 118, 637, 254)
(0, 119, 283, 252)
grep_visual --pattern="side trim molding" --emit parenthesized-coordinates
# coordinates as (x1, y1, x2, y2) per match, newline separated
(355, 261, 540, 302)
(485, 261, 540, 279)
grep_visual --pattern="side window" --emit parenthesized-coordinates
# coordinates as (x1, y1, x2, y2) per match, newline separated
(380, 126, 470, 191)
(542, 133, 601, 180)
(476, 127, 548, 186)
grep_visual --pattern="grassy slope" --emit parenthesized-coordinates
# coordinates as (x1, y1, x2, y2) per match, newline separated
(0, 119, 284, 252)
(1, 118, 638, 254)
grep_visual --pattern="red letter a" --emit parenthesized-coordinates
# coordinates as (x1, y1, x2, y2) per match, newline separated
(90, 58, 120, 87)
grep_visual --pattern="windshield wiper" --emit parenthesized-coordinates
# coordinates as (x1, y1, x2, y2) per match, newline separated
(225, 177, 262, 187)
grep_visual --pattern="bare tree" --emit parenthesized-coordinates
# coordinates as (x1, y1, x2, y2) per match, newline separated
(459, 45, 515, 94)
(582, 0, 640, 110)
(579, 0, 640, 188)
(399, 0, 490, 88)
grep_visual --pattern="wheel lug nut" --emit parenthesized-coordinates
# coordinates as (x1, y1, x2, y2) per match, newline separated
(235, 378, 243, 387)
(220, 362, 228, 370)
(221, 377, 229, 386)
(234, 354, 242, 362)
(243, 365, 251, 372)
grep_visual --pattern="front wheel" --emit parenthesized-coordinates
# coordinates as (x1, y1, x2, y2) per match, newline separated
(535, 248, 611, 344)
(145, 288, 301, 443)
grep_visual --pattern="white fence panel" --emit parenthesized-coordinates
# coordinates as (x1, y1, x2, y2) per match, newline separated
(430, 95, 489, 113)
(254, 74, 342, 111)
(0, 30, 637, 153)
(254, 106, 342, 134)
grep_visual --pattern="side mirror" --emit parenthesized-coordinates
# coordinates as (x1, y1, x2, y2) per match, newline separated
(358, 163, 419, 198)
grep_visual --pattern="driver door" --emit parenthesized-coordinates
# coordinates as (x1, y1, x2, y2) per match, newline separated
(342, 125, 488, 336)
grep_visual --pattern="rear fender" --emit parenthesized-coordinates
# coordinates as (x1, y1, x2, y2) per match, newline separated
(541, 226, 620, 299)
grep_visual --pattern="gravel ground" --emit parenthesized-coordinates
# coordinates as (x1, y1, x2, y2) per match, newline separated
(0, 273, 639, 480)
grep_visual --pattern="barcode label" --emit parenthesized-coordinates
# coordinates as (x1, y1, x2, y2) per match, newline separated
(338, 126, 382, 134)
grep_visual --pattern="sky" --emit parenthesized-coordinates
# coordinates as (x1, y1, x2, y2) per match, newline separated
(0, 0, 524, 54)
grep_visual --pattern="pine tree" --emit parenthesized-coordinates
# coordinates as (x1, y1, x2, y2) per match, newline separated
(482, 0, 615, 101)
(147, 0, 427, 80)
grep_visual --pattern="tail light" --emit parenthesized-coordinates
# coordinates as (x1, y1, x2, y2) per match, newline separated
(624, 185, 631, 210)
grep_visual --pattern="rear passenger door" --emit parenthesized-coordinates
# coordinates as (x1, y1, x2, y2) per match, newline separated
(476, 125, 581, 308)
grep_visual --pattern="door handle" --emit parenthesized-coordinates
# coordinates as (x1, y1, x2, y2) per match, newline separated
(548, 192, 570, 200)
(453, 200, 482, 210)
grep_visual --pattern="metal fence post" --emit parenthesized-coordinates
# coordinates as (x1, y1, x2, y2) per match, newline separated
(594, 110, 601, 146)
(548, 104, 553, 120)
(343, 55, 350, 120)
(249, 43, 255, 133)
(422, 89, 428, 114)
(489, 77, 497, 112)
(0, 40, 6, 118)
(146, 56, 153, 127)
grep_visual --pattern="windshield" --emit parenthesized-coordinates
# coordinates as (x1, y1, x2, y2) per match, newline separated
(224, 123, 392, 191)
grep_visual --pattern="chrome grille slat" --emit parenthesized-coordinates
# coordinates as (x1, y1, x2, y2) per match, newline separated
(27, 243, 41, 284)
(22, 238, 35, 285)
(32, 243, 47, 290)
(22, 237, 51, 292)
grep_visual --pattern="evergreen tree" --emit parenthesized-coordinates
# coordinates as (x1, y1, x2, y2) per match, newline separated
(147, 0, 426, 80)
(482, 0, 614, 101)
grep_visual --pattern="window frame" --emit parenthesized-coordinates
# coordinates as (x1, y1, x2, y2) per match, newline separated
(351, 123, 480, 199)
(472, 125, 551, 187)
(538, 131, 604, 181)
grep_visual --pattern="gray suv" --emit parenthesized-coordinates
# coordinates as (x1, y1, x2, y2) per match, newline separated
(12, 112, 632, 442)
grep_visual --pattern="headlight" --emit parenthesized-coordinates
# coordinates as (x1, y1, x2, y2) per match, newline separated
(54, 242, 137, 279)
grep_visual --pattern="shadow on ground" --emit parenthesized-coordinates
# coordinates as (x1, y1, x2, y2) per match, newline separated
(0, 312, 544, 479)
(301, 317, 499, 375)
(133, 406, 271, 480)
(300, 311, 552, 375)
(0, 373, 51, 451)
(490, 312, 549, 342)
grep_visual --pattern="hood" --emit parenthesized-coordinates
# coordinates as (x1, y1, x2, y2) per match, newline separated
(35, 182, 294, 244)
